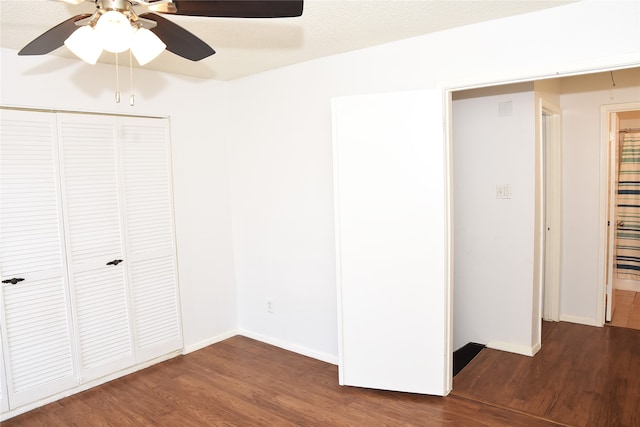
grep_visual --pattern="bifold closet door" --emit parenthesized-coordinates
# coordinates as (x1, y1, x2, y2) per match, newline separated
(57, 113, 135, 382)
(119, 117, 182, 362)
(0, 109, 78, 409)
(332, 90, 450, 395)
(0, 340, 8, 412)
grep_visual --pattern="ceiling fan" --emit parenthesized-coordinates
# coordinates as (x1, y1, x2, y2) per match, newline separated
(18, 0, 304, 64)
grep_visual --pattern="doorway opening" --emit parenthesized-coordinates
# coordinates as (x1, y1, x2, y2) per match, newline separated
(452, 67, 640, 368)
(541, 104, 562, 324)
(603, 105, 640, 330)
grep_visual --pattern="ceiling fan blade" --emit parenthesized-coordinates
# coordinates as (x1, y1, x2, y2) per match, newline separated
(140, 13, 215, 61)
(171, 0, 303, 18)
(18, 14, 92, 55)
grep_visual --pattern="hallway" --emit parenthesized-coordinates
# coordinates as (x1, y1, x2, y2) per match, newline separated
(610, 290, 640, 330)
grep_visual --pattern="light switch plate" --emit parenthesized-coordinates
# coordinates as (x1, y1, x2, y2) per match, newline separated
(496, 185, 511, 199)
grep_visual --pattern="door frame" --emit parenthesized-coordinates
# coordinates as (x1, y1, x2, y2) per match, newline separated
(541, 101, 562, 322)
(598, 102, 640, 326)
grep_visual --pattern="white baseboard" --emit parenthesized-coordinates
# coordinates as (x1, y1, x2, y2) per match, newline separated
(486, 340, 538, 357)
(559, 314, 601, 327)
(182, 329, 240, 355)
(614, 280, 640, 292)
(530, 341, 541, 356)
(238, 329, 338, 365)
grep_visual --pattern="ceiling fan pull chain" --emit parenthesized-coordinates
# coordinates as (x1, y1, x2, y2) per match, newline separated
(115, 52, 121, 103)
(129, 49, 135, 106)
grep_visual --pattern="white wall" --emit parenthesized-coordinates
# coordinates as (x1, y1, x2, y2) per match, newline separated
(559, 68, 640, 325)
(1, 0, 639, 365)
(228, 0, 640, 361)
(0, 49, 239, 351)
(452, 84, 537, 353)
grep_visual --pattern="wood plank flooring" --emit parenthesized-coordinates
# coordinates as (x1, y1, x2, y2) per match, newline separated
(6, 321, 638, 426)
(4, 336, 564, 427)
(453, 321, 640, 427)
(610, 290, 640, 330)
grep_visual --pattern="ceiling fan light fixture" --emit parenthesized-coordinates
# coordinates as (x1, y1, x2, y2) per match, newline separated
(95, 10, 135, 53)
(131, 28, 166, 65)
(64, 25, 103, 65)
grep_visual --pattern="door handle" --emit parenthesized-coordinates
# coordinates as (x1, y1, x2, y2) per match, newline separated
(2, 278, 25, 285)
(617, 220, 625, 227)
(106, 259, 123, 266)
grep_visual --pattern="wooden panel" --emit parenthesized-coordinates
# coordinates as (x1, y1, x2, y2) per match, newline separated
(0, 338, 8, 412)
(0, 112, 64, 277)
(0, 109, 77, 410)
(58, 117, 123, 265)
(129, 256, 180, 351)
(2, 277, 75, 394)
(120, 119, 175, 256)
(72, 266, 131, 372)
(332, 90, 449, 395)
(57, 113, 134, 382)
(120, 117, 182, 362)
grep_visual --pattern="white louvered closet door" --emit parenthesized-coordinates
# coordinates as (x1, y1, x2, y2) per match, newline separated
(0, 109, 78, 409)
(0, 340, 8, 413)
(57, 113, 135, 383)
(119, 117, 182, 362)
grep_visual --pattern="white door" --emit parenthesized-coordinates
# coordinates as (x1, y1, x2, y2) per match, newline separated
(332, 89, 451, 395)
(57, 113, 135, 382)
(119, 117, 182, 362)
(542, 104, 562, 322)
(0, 109, 78, 409)
(606, 112, 620, 322)
(0, 339, 8, 413)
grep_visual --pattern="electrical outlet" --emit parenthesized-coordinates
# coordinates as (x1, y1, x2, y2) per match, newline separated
(266, 298, 274, 314)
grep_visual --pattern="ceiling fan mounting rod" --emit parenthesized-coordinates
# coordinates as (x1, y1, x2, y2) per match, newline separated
(97, 0, 132, 13)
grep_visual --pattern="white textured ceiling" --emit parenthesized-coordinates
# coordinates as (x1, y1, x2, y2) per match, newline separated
(1, 0, 575, 81)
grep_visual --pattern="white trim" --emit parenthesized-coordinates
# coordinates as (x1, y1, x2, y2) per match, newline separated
(0, 105, 167, 120)
(559, 314, 601, 327)
(331, 97, 346, 382)
(182, 329, 240, 355)
(238, 329, 338, 365)
(614, 279, 640, 293)
(541, 101, 563, 323)
(486, 341, 540, 357)
(445, 62, 640, 94)
(598, 102, 640, 326)
(443, 90, 454, 396)
(448, 66, 640, 349)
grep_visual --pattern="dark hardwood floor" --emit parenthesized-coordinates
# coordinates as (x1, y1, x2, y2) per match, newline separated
(4, 335, 566, 427)
(453, 321, 640, 427)
(5, 321, 637, 426)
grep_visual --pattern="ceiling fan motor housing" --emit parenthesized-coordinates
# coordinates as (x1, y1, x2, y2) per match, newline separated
(97, 0, 132, 14)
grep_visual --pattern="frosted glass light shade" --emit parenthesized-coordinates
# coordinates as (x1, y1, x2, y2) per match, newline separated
(64, 26, 102, 64)
(95, 10, 134, 53)
(131, 28, 166, 65)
